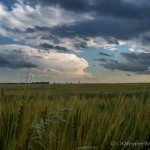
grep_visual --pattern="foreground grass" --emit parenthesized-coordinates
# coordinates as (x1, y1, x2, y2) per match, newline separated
(0, 84, 150, 150)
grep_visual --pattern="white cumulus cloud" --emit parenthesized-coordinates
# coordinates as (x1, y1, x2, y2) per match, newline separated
(0, 44, 92, 81)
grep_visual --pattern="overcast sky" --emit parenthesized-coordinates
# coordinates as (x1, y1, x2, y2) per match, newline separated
(0, 0, 150, 83)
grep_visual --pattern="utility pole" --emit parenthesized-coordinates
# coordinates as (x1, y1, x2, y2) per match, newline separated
(97, 76, 99, 83)
(78, 79, 80, 84)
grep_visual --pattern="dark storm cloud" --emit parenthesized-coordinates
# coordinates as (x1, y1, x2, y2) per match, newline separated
(25, 28, 35, 33)
(74, 42, 88, 49)
(105, 37, 119, 45)
(102, 61, 147, 73)
(101, 52, 150, 74)
(93, 0, 150, 19)
(29, 17, 150, 40)
(40, 43, 70, 52)
(40, 34, 60, 43)
(94, 57, 118, 63)
(93, 58, 108, 62)
(55, 18, 150, 40)
(0, 0, 149, 49)
(121, 52, 150, 62)
(98, 52, 113, 57)
(25, 0, 150, 19)
(74, 38, 88, 49)
(0, 54, 38, 69)
(109, 59, 119, 64)
(21, 0, 150, 41)
(0, 42, 7, 45)
(141, 36, 150, 45)
(25, 27, 51, 33)
(24, 0, 88, 12)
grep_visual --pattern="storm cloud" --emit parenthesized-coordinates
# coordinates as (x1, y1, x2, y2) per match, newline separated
(1, 0, 150, 52)
(101, 52, 150, 74)
(98, 52, 113, 57)
(40, 43, 70, 52)
(51, 18, 150, 40)
(25, 0, 150, 19)
(0, 54, 38, 69)
(93, 58, 108, 62)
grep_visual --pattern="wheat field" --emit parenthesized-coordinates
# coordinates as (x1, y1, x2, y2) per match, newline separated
(0, 83, 150, 150)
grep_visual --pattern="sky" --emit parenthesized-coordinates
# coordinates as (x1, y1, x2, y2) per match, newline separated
(0, 0, 150, 83)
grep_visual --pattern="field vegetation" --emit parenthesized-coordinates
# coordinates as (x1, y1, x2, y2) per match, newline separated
(0, 83, 150, 150)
